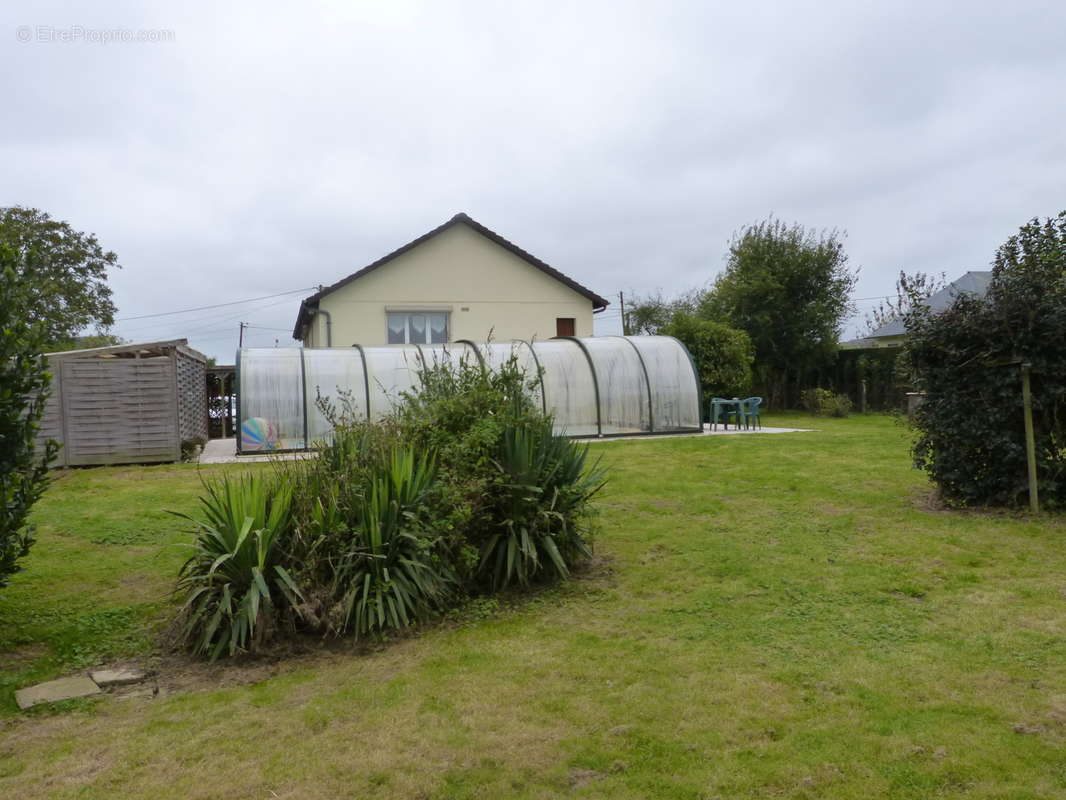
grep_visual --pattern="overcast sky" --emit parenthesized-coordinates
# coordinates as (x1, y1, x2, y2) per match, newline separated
(3, 1, 1064, 360)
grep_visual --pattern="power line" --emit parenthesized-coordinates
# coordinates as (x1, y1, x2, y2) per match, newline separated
(120, 294, 303, 340)
(180, 296, 301, 337)
(119, 297, 291, 335)
(114, 287, 315, 322)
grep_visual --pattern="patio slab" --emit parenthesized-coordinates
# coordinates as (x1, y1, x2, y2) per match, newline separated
(587, 424, 812, 443)
(90, 667, 147, 688)
(15, 677, 101, 710)
(198, 438, 313, 464)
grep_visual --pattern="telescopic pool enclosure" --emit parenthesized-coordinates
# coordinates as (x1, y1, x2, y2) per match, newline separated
(236, 336, 701, 453)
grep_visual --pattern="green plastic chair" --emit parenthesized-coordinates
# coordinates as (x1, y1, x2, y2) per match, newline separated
(743, 397, 763, 429)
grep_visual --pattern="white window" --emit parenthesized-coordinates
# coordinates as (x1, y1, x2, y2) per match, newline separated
(387, 311, 449, 344)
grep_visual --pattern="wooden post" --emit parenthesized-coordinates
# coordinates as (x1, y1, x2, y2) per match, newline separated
(1021, 363, 1039, 513)
(859, 379, 867, 414)
(170, 348, 182, 463)
(619, 291, 627, 336)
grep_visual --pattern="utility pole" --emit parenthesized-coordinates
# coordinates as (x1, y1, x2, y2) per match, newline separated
(619, 291, 627, 336)
(238, 321, 246, 348)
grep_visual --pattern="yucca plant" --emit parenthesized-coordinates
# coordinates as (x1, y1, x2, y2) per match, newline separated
(481, 417, 605, 589)
(174, 473, 303, 660)
(331, 446, 453, 637)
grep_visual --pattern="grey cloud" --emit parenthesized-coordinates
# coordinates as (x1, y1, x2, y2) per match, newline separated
(2, 0, 1063, 357)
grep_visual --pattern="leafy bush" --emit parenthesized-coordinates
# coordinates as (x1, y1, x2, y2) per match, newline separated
(661, 313, 753, 401)
(800, 388, 853, 417)
(176, 348, 606, 659)
(906, 212, 1066, 507)
(393, 352, 601, 590)
(328, 445, 453, 637)
(481, 414, 604, 589)
(392, 352, 552, 580)
(0, 247, 58, 588)
(174, 474, 303, 659)
(180, 436, 207, 462)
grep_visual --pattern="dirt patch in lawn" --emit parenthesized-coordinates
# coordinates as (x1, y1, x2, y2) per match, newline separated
(908, 486, 1066, 523)
(108, 560, 618, 700)
(0, 644, 48, 672)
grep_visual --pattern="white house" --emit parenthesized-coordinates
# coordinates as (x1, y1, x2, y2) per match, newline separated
(292, 213, 609, 347)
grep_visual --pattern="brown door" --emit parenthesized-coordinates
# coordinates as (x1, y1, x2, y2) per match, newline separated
(556, 317, 576, 337)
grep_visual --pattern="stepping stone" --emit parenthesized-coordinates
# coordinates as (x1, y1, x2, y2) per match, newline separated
(90, 667, 146, 688)
(15, 677, 101, 710)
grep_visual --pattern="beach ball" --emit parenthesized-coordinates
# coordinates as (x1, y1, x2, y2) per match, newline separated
(241, 417, 279, 451)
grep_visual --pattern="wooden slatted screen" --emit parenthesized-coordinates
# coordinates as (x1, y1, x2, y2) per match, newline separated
(175, 349, 208, 443)
(35, 370, 66, 464)
(60, 358, 180, 465)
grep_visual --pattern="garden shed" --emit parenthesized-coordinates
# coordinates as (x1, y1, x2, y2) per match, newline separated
(39, 339, 209, 466)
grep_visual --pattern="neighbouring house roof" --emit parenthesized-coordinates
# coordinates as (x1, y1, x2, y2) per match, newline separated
(841, 271, 992, 350)
(292, 212, 610, 340)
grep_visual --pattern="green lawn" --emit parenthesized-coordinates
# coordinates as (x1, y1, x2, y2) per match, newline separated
(2, 414, 1065, 799)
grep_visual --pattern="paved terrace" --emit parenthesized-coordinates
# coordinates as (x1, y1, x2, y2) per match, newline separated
(198, 425, 811, 464)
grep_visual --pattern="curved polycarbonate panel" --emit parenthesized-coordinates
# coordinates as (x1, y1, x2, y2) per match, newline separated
(363, 345, 426, 419)
(475, 341, 545, 410)
(582, 337, 651, 434)
(626, 336, 701, 431)
(534, 340, 600, 437)
(237, 336, 701, 451)
(239, 348, 305, 451)
(417, 342, 480, 371)
(303, 349, 368, 443)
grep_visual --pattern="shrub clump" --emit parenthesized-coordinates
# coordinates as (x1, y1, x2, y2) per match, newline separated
(173, 474, 302, 659)
(174, 350, 605, 658)
(1, 246, 59, 589)
(905, 212, 1066, 508)
(800, 388, 853, 417)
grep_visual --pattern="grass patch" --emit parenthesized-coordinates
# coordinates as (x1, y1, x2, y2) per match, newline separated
(1, 415, 1065, 798)
(0, 463, 247, 708)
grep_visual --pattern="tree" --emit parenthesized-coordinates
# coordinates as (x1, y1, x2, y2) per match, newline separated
(661, 313, 754, 402)
(702, 218, 857, 408)
(906, 211, 1066, 507)
(0, 207, 119, 346)
(0, 245, 59, 587)
(624, 289, 703, 335)
(864, 270, 946, 335)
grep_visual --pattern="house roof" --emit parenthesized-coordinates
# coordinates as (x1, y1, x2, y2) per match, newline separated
(293, 213, 610, 339)
(865, 271, 992, 339)
(841, 271, 993, 350)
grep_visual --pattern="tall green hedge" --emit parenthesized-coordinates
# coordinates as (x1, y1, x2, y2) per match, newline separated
(905, 212, 1066, 508)
(0, 247, 58, 587)
(662, 313, 754, 401)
